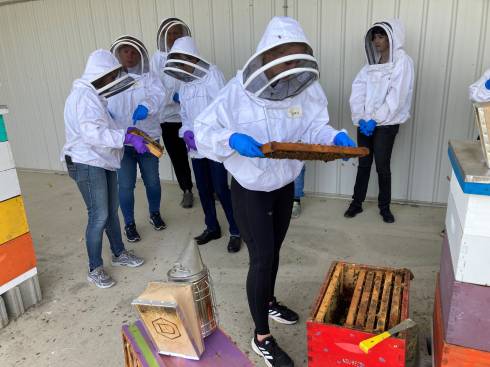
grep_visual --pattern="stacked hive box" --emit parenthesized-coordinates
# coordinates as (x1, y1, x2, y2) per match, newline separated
(0, 106, 41, 328)
(433, 140, 490, 365)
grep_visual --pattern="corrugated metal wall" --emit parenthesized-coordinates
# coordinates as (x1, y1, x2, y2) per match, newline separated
(0, 0, 488, 203)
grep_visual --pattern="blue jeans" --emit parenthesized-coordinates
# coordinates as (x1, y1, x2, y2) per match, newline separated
(294, 166, 305, 199)
(67, 162, 125, 271)
(117, 145, 161, 225)
(191, 158, 239, 236)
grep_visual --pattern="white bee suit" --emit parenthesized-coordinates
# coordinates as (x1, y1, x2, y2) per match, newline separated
(194, 16, 341, 192)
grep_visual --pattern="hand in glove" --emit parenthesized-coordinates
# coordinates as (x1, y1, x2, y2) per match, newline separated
(334, 131, 356, 161)
(173, 92, 180, 104)
(360, 119, 377, 136)
(485, 79, 490, 91)
(229, 133, 265, 158)
(132, 105, 149, 123)
(333, 132, 356, 147)
(124, 128, 149, 154)
(183, 130, 197, 151)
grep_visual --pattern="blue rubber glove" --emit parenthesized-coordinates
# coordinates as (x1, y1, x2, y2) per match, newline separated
(173, 92, 180, 104)
(334, 132, 356, 147)
(132, 105, 149, 122)
(358, 119, 367, 135)
(229, 133, 265, 158)
(360, 119, 377, 136)
(485, 79, 490, 91)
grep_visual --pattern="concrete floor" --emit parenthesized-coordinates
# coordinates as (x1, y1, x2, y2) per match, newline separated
(0, 171, 445, 367)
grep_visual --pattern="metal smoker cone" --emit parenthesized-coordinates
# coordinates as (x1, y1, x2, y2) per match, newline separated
(167, 239, 206, 281)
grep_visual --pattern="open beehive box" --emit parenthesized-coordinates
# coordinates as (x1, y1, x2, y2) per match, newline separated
(260, 142, 369, 161)
(307, 261, 417, 367)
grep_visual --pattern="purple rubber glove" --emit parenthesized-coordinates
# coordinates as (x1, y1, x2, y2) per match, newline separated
(183, 130, 197, 151)
(124, 129, 149, 154)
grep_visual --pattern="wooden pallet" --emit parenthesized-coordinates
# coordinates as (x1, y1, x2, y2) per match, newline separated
(260, 141, 369, 161)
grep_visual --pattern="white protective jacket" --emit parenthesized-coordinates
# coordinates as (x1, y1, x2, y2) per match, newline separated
(469, 69, 490, 103)
(163, 37, 225, 159)
(150, 18, 192, 123)
(350, 19, 414, 126)
(108, 36, 165, 140)
(194, 16, 340, 192)
(62, 50, 126, 171)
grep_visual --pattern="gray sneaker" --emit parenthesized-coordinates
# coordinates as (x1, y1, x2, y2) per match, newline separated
(181, 190, 194, 208)
(111, 250, 144, 268)
(291, 201, 301, 219)
(87, 266, 116, 289)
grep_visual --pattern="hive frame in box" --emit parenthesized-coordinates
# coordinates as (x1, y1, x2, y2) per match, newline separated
(307, 261, 416, 367)
(474, 102, 490, 168)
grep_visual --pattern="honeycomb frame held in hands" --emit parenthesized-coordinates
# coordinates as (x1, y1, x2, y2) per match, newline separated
(260, 141, 369, 161)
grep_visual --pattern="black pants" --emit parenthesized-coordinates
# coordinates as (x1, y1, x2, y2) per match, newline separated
(352, 124, 399, 210)
(160, 122, 193, 192)
(231, 179, 294, 335)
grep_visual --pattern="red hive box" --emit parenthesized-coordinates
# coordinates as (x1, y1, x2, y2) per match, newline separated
(307, 261, 416, 367)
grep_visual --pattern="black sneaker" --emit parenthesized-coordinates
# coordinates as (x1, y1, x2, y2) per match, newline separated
(194, 228, 221, 245)
(227, 236, 241, 253)
(268, 298, 299, 325)
(252, 335, 294, 367)
(344, 204, 363, 218)
(149, 212, 167, 230)
(380, 208, 395, 223)
(181, 190, 194, 208)
(124, 223, 141, 242)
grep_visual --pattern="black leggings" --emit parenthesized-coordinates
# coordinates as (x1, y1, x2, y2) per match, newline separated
(231, 179, 294, 335)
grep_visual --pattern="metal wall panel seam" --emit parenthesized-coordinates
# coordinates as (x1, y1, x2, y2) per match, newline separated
(336, 0, 348, 194)
(395, 0, 401, 17)
(249, 0, 255, 55)
(32, 0, 61, 171)
(407, 0, 430, 201)
(228, 0, 236, 74)
(432, 0, 459, 202)
(208, 0, 217, 63)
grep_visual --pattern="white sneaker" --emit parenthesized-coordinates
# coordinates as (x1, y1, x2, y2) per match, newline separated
(291, 201, 301, 219)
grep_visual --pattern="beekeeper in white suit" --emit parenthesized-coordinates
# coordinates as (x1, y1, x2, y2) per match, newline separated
(469, 69, 490, 103)
(163, 36, 241, 253)
(194, 16, 355, 367)
(62, 49, 145, 289)
(344, 20, 414, 224)
(108, 35, 167, 243)
(151, 18, 195, 209)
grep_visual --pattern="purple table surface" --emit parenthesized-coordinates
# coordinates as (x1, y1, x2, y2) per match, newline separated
(123, 320, 254, 367)
(440, 235, 490, 352)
